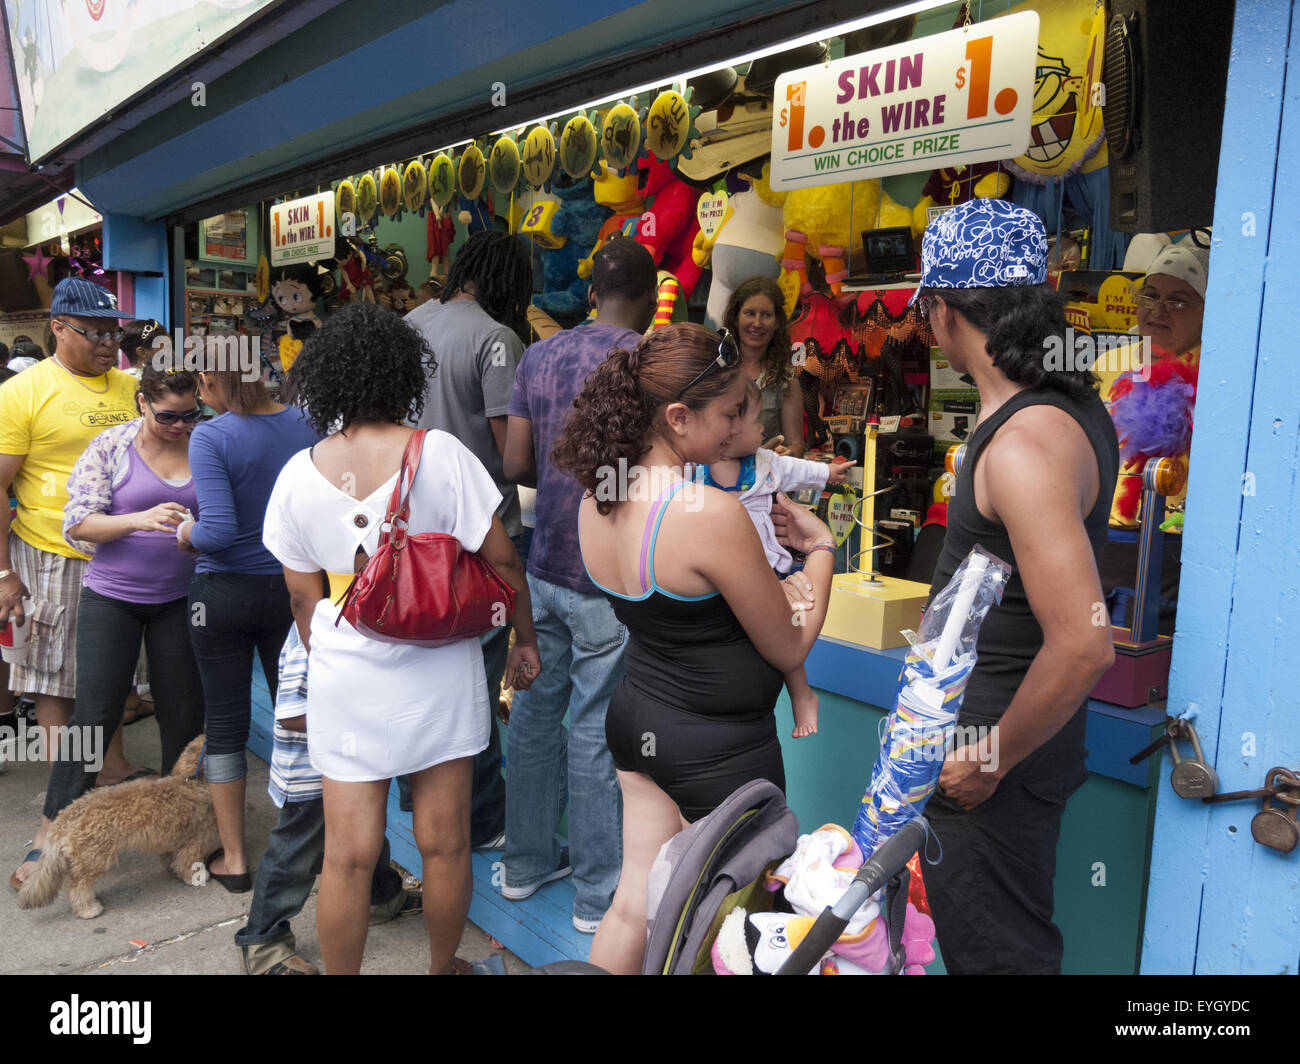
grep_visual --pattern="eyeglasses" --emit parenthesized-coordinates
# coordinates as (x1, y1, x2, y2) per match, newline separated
(916, 295, 934, 318)
(55, 319, 124, 346)
(144, 396, 204, 426)
(1133, 289, 1201, 314)
(675, 329, 741, 400)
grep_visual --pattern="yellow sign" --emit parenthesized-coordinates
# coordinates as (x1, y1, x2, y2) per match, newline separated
(827, 490, 857, 547)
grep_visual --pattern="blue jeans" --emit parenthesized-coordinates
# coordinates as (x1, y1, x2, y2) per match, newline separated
(503, 574, 626, 922)
(234, 797, 403, 951)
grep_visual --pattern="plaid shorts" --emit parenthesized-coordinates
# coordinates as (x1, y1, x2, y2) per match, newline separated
(8, 533, 87, 700)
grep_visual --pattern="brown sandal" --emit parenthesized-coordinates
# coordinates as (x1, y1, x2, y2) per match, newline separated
(429, 956, 473, 975)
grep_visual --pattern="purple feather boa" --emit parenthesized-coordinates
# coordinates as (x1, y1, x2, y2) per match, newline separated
(1108, 372, 1196, 463)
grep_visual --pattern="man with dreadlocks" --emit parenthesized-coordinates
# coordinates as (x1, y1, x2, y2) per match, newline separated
(407, 229, 534, 851)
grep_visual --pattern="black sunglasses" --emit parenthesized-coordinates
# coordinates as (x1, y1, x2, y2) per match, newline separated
(55, 318, 124, 345)
(144, 395, 203, 426)
(675, 328, 741, 400)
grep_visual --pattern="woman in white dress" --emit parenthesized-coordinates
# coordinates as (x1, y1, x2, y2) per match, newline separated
(263, 303, 540, 975)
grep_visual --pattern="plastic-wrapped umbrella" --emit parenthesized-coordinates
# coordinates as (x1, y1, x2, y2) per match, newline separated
(852, 545, 1011, 857)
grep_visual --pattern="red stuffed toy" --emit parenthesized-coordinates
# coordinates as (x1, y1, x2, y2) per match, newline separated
(634, 153, 705, 303)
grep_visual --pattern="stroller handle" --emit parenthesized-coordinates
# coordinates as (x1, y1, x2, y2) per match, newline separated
(775, 817, 929, 975)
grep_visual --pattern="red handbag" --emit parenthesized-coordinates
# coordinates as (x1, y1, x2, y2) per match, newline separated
(337, 430, 515, 647)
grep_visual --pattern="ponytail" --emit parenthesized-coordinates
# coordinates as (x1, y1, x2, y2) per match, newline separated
(552, 322, 738, 515)
(552, 348, 653, 515)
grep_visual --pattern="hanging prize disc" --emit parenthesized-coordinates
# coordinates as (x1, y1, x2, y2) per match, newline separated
(599, 102, 641, 174)
(430, 153, 456, 207)
(489, 136, 521, 195)
(379, 166, 402, 216)
(255, 255, 270, 302)
(560, 114, 598, 178)
(646, 88, 700, 163)
(403, 160, 427, 212)
(459, 144, 486, 200)
(356, 173, 378, 222)
(521, 125, 556, 188)
(336, 179, 357, 226)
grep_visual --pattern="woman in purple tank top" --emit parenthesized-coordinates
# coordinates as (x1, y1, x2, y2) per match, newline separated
(44, 366, 207, 824)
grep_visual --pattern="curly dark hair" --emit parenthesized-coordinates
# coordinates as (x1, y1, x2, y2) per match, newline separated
(286, 301, 436, 434)
(921, 284, 1098, 400)
(441, 230, 533, 343)
(723, 276, 795, 389)
(551, 322, 739, 515)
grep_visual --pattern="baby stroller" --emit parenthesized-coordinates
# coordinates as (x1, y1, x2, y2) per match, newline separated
(643, 779, 929, 975)
(532, 779, 931, 976)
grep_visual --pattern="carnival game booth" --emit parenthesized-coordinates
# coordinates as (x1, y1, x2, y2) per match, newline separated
(30, 0, 1287, 973)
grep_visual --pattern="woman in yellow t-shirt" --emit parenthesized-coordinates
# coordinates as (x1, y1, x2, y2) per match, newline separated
(1107, 244, 1208, 529)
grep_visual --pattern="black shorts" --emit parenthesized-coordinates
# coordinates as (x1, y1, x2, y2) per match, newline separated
(605, 687, 786, 824)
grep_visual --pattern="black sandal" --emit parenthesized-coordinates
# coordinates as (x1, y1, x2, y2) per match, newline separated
(205, 849, 252, 894)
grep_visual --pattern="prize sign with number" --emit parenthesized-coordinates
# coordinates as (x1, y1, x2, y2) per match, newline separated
(770, 12, 1038, 190)
(270, 191, 335, 266)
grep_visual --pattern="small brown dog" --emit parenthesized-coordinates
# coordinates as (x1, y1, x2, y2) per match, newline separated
(17, 734, 218, 919)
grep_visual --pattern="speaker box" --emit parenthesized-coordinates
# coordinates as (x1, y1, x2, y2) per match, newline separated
(0, 250, 41, 312)
(1102, 0, 1234, 232)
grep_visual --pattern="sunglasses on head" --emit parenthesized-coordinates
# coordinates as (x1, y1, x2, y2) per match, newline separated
(144, 395, 203, 425)
(675, 329, 741, 400)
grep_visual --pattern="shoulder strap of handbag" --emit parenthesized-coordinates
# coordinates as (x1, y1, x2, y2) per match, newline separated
(380, 429, 427, 542)
(334, 430, 426, 614)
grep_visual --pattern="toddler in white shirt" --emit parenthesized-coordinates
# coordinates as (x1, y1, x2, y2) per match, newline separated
(693, 379, 853, 737)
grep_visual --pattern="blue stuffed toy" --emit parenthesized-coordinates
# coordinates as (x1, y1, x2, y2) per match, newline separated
(533, 177, 611, 321)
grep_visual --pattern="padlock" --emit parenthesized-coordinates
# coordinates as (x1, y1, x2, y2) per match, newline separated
(1250, 768, 1299, 853)
(1169, 721, 1218, 798)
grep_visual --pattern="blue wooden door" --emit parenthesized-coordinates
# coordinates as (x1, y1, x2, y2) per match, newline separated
(1141, 0, 1300, 975)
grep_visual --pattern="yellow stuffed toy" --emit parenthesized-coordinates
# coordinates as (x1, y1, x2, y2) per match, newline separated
(772, 178, 912, 314)
(576, 164, 646, 279)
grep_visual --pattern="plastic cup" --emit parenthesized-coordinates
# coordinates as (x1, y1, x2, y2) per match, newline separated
(0, 598, 34, 666)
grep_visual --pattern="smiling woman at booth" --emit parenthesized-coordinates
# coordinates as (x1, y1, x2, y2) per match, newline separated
(722, 277, 806, 457)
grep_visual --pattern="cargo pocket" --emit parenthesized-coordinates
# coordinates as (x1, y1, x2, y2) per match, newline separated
(24, 599, 66, 675)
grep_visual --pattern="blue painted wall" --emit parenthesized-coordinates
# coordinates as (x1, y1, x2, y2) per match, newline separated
(1141, 0, 1300, 976)
(102, 213, 169, 321)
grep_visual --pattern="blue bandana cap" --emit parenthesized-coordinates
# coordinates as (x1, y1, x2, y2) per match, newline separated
(908, 198, 1048, 306)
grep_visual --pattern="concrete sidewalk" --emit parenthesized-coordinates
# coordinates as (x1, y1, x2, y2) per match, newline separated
(0, 716, 526, 975)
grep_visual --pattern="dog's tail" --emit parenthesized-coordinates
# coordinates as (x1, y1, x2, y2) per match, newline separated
(16, 839, 68, 910)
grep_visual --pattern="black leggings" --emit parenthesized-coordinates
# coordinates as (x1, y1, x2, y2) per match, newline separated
(43, 587, 205, 821)
(188, 571, 292, 775)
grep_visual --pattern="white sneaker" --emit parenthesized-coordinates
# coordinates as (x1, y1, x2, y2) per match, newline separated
(500, 847, 571, 901)
(474, 830, 506, 851)
(573, 915, 601, 934)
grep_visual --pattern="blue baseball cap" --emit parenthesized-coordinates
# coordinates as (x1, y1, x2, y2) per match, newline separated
(49, 277, 132, 319)
(908, 198, 1048, 306)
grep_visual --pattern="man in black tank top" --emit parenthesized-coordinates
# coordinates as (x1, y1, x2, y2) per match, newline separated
(906, 200, 1119, 974)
